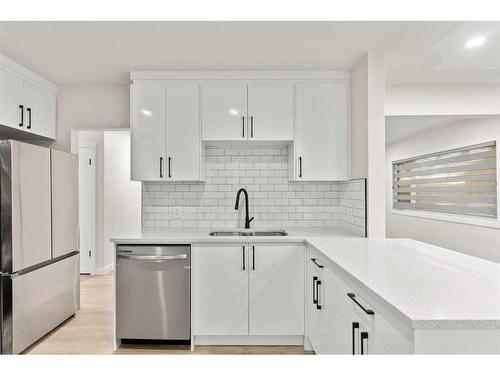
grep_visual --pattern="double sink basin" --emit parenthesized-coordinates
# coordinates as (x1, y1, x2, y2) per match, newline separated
(209, 229, 288, 237)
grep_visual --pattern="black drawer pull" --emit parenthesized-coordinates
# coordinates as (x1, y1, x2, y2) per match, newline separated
(312, 276, 317, 305)
(316, 279, 322, 310)
(242, 246, 246, 270)
(19, 104, 24, 127)
(347, 292, 374, 315)
(27, 107, 32, 129)
(360, 331, 368, 355)
(352, 322, 359, 355)
(311, 258, 324, 269)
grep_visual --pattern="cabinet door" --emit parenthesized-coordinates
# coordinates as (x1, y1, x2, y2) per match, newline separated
(166, 83, 201, 181)
(193, 244, 249, 335)
(295, 83, 349, 181)
(247, 83, 293, 141)
(24, 81, 56, 139)
(201, 83, 247, 140)
(306, 256, 322, 348)
(0, 68, 24, 129)
(131, 82, 166, 181)
(249, 244, 304, 335)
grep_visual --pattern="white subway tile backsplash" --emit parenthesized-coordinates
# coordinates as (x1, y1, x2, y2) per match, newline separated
(142, 145, 366, 235)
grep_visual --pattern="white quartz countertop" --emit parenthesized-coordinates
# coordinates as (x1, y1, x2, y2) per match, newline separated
(111, 227, 500, 329)
(306, 237, 500, 329)
(110, 227, 358, 244)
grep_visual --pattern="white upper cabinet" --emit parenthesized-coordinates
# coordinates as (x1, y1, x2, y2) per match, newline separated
(166, 83, 201, 181)
(0, 68, 24, 129)
(201, 83, 247, 141)
(131, 82, 166, 181)
(23, 81, 56, 139)
(130, 72, 350, 182)
(247, 83, 294, 141)
(294, 82, 349, 181)
(131, 81, 203, 182)
(0, 54, 56, 140)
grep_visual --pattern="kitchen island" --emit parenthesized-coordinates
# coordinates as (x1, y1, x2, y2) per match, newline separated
(111, 228, 500, 354)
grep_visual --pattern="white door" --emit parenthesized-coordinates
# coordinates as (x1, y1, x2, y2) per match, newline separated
(131, 82, 166, 181)
(249, 244, 304, 335)
(193, 244, 249, 335)
(247, 83, 294, 141)
(0, 68, 24, 129)
(295, 83, 349, 181)
(79, 146, 96, 274)
(24, 81, 56, 139)
(166, 83, 201, 181)
(201, 83, 247, 141)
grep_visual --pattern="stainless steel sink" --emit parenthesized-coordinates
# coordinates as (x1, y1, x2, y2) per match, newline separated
(209, 230, 288, 237)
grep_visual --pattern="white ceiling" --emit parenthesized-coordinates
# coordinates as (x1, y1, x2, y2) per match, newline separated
(385, 115, 496, 145)
(2, 21, 498, 85)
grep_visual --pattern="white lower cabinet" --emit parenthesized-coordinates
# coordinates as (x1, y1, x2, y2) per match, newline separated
(306, 246, 412, 355)
(193, 244, 248, 335)
(193, 243, 304, 339)
(249, 244, 304, 335)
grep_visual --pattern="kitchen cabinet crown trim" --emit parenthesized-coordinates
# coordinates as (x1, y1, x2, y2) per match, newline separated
(130, 70, 351, 81)
(0, 54, 57, 93)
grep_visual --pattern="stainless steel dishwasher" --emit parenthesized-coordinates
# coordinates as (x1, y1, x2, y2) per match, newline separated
(116, 245, 191, 343)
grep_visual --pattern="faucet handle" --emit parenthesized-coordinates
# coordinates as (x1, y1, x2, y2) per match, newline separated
(249, 217, 255, 224)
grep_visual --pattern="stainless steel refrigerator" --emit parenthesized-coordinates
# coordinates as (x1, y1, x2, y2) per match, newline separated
(0, 140, 79, 354)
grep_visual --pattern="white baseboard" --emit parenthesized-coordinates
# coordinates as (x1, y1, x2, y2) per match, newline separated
(95, 263, 114, 275)
(194, 335, 304, 346)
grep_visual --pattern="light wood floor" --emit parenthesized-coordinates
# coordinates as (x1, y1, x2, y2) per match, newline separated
(26, 273, 308, 355)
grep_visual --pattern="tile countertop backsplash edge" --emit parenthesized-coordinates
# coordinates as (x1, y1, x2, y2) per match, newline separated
(142, 145, 366, 236)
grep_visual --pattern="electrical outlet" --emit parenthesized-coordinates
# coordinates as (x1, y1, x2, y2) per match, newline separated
(173, 206, 182, 219)
(347, 208, 354, 223)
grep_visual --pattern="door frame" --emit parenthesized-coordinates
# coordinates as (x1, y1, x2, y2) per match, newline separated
(79, 143, 97, 275)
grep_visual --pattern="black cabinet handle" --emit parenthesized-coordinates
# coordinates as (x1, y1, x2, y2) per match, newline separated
(159, 157, 163, 178)
(347, 293, 375, 315)
(168, 157, 172, 178)
(316, 279, 322, 310)
(252, 246, 255, 270)
(299, 157, 302, 178)
(242, 116, 245, 138)
(352, 322, 359, 355)
(312, 276, 318, 305)
(311, 258, 324, 269)
(242, 246, 246, 270)
(19, 105, 24, 127)
(361, 332, 368, 355)
(26, 107, 32, 129)
(250, 116, 254, 138)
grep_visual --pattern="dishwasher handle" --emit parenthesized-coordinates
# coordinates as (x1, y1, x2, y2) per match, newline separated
(117, 254, 188, 261)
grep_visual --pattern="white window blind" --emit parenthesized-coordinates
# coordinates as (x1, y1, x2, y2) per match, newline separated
(393, 141, 497, 218)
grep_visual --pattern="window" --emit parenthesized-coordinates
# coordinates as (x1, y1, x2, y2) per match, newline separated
(392, 141, 497, 219)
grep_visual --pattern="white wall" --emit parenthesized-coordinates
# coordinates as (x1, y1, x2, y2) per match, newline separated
(386, 84, 500, 116)
(103, 131, 141, 270)
(55, 85, 130, 152)
(386, 117, 500, 263)
(350, 56, 368, 179)
(351, 52, 386, 238)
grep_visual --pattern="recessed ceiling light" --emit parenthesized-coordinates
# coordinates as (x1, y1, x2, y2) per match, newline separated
(229, 109, 239, 116)
(141, 109, 152, 117)
(465, 36, 486, 49)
